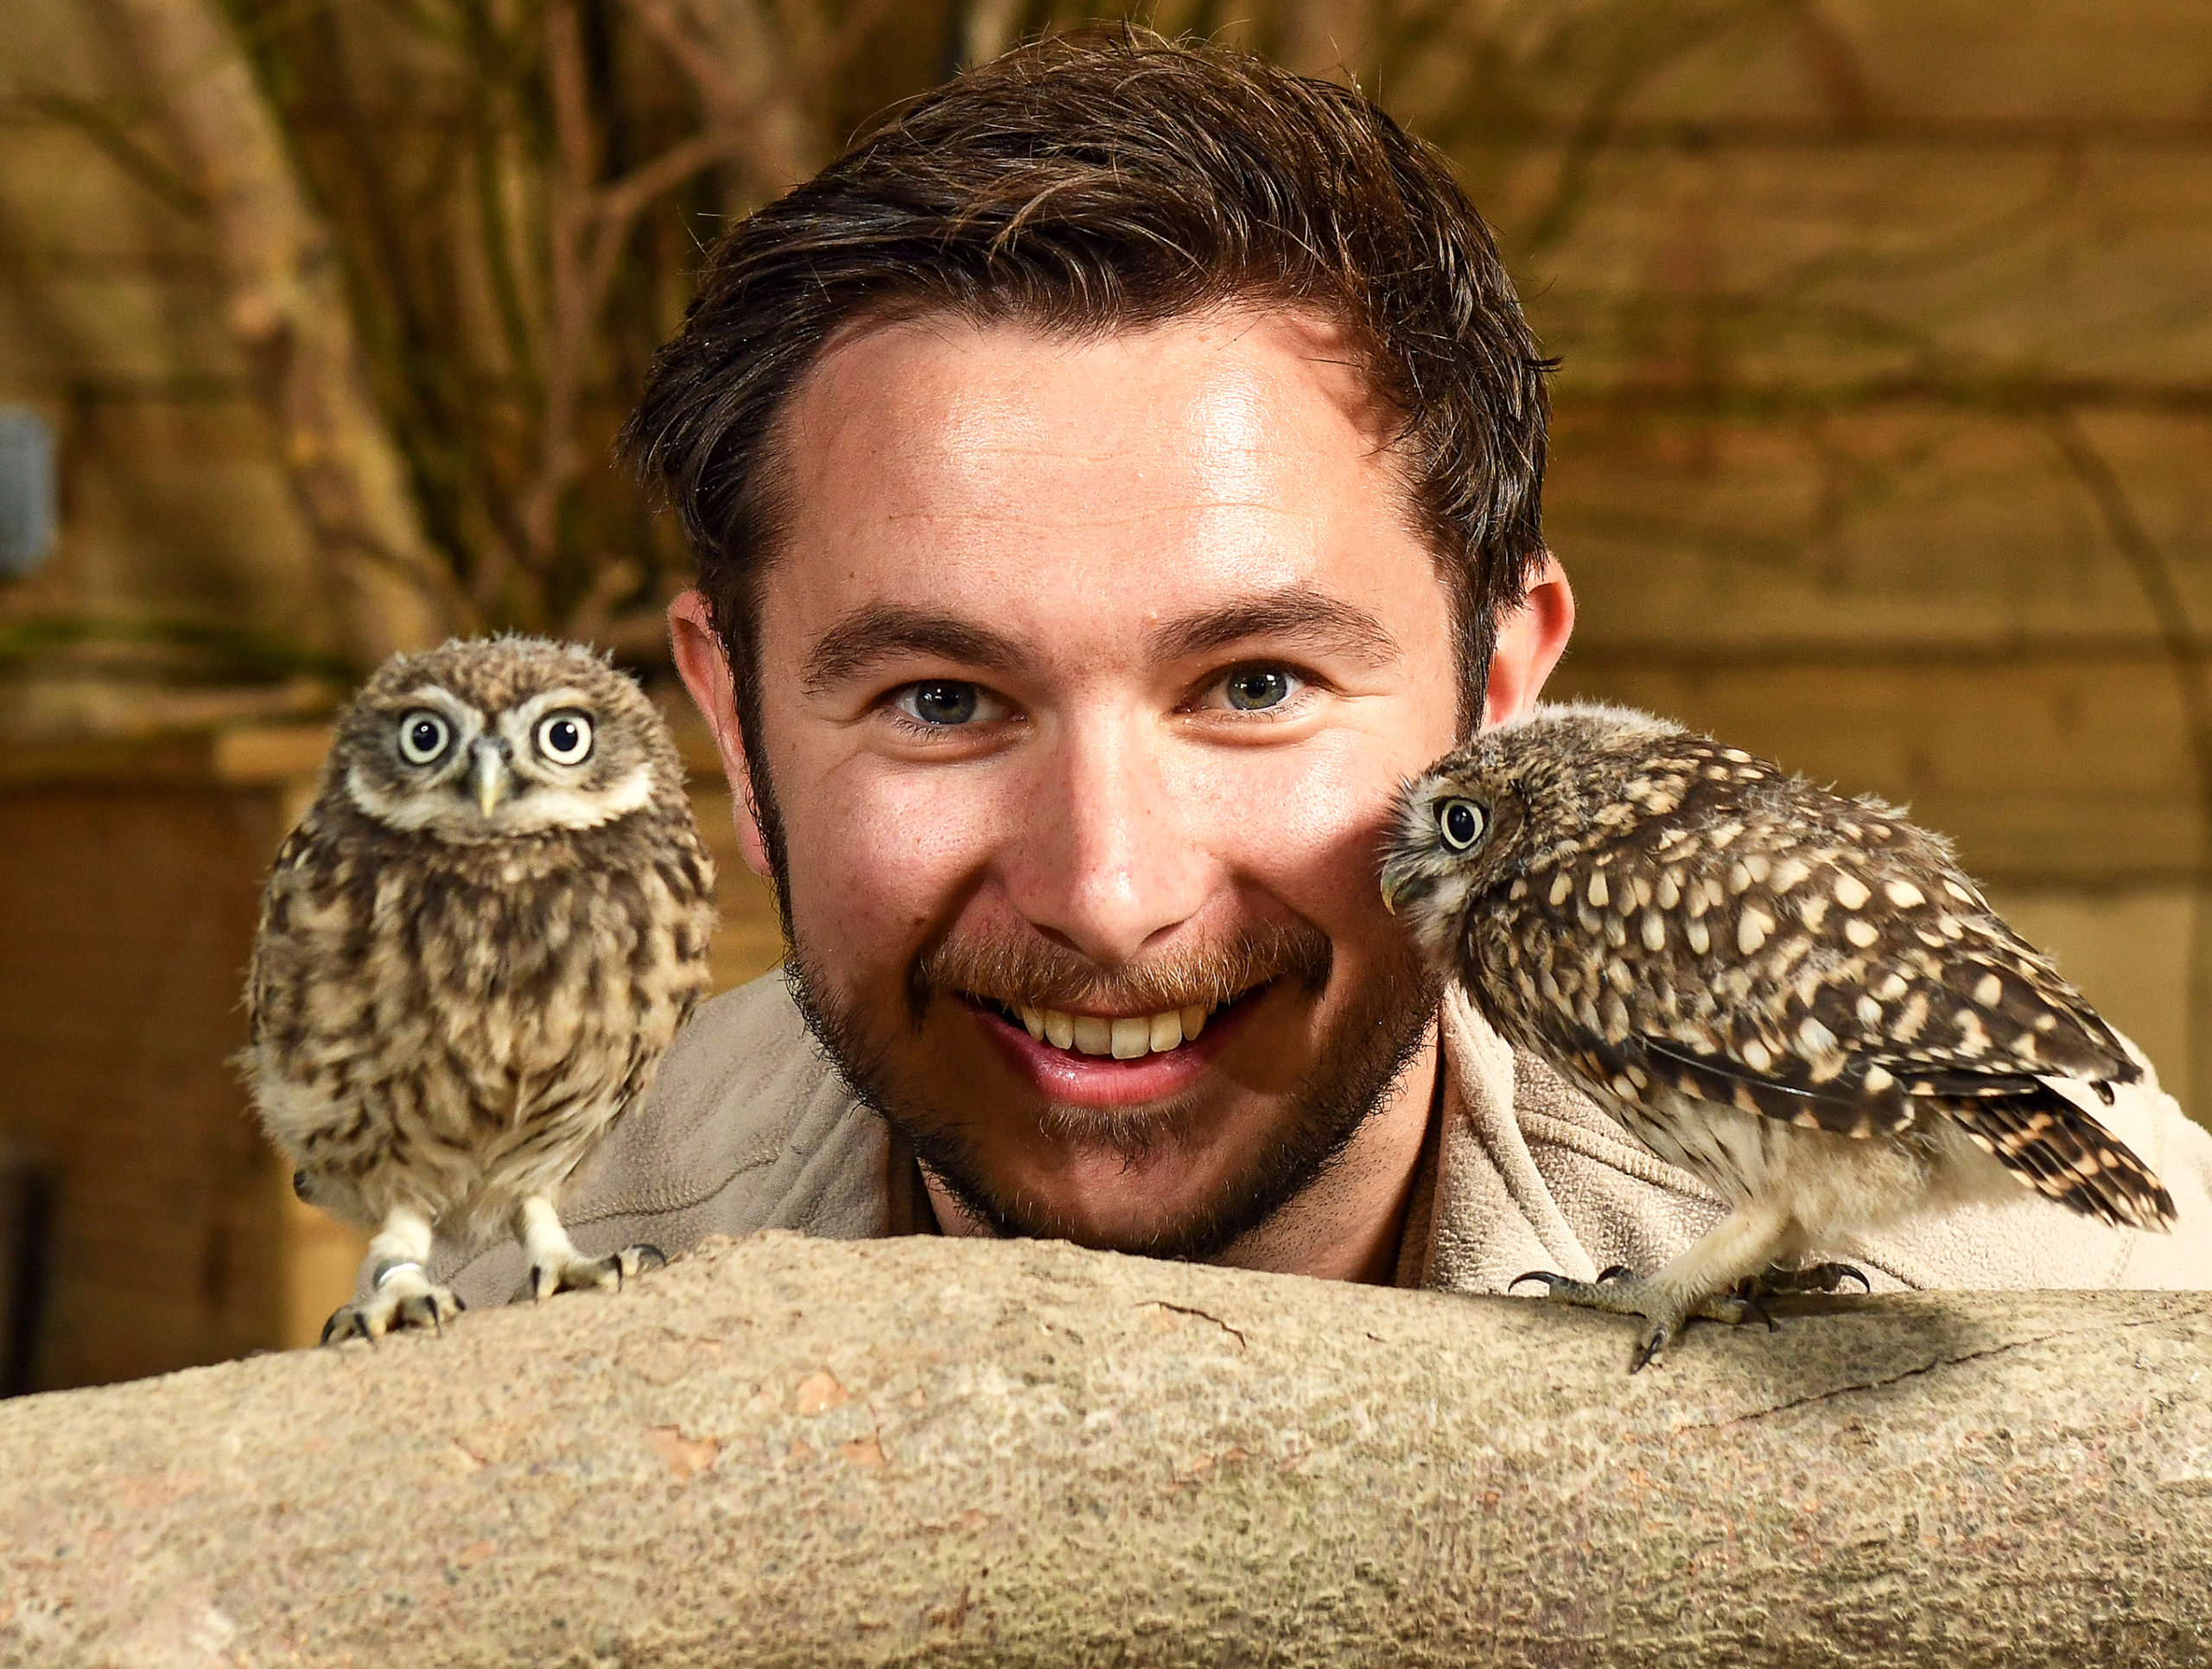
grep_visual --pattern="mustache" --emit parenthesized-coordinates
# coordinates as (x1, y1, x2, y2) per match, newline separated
(908, 918, 1333, 1024)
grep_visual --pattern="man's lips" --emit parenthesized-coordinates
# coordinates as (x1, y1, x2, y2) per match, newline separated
(959, 987, 1267, 1109)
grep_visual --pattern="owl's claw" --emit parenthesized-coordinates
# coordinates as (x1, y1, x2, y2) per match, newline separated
(1509, 1267, 1775, 1372)
(320, 1308, 370, 1347)
(319, 1268, 463, 1346)
(1629, 1328, 1669, 1374)
(1734, 1261, 1869, 1298)
(518, 1242, 667, 1304)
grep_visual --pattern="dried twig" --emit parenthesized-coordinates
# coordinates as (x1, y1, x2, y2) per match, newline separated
(2049, 412, 2212, 1121)
(94, 0, 467, 664)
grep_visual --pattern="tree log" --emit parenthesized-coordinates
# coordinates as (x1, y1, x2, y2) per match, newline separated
(1, 1232, 2208, 1666)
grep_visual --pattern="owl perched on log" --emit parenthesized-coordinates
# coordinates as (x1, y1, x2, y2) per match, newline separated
(243, 638, 717, 1342)
(1381, 703, 2174, 1370)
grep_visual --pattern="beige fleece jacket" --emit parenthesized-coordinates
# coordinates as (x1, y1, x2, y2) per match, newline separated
(431, 973, 2212, 1307)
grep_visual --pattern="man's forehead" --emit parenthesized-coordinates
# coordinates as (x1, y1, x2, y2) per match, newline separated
(752, 305, 1449, 684)
(777, 307, 1402, 532)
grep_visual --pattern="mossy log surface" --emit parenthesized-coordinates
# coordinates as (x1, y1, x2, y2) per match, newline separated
(2, 1231, 2209, 1666)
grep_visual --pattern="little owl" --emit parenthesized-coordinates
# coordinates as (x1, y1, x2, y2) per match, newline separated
(242, 637, 717, 1342)
(1382, 702, 2173, 1369)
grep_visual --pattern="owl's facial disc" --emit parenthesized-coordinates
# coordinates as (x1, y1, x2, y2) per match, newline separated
(1379, 763, 1522, 970)
(346, 682, 655, 841)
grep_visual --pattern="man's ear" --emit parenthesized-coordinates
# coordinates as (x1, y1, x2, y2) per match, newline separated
(669, 589, 774, 880)
(1482, 553, 1575, 729)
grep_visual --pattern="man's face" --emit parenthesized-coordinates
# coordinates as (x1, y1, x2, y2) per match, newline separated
(729, 309, 1464, 1257)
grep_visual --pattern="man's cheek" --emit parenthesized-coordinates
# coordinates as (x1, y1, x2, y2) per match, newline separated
(783, 767, 1008, 968)
(1179, 743, 1403, 925)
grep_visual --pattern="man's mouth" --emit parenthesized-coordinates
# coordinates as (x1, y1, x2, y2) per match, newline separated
(956, 985, 1276, 1110)
(969, 995, 1224, 1060)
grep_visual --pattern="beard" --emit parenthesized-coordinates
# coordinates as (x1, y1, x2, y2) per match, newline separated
(782, 914, 1443, 1263)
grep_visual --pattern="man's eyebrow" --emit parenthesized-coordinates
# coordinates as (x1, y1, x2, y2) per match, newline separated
(1147, 585, 1401, 669)
(801, 605, 1026, 694)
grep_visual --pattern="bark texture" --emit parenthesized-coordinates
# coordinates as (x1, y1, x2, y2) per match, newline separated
(1, 1232, 2208, 1666)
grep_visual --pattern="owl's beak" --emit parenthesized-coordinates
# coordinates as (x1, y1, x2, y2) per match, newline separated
(1379, 855, 1417, 917)
(473, 741, 510, 816)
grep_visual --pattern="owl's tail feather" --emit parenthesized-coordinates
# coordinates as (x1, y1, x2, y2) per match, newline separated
(1948, 1086, 2176, 1231)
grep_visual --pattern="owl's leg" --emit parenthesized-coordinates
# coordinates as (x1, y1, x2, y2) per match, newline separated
(512, 1194, 665, 1302)
(321, 1206, 464, 1343)
(1511, 1202, 1796, 1372)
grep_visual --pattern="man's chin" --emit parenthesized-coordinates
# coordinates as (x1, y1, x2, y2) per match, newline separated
(914, 1133, 1285, 1263)
(898, 1088, 1370, 1264)
(784, 930, 1444, 1265)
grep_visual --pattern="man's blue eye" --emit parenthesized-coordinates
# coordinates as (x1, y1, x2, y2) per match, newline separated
(1224, 668, 1292, 712)
(910, 682, 978, 725)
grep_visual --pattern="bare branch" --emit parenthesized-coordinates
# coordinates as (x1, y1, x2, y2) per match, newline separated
(620, 0, 823, 193)
(512, 0, 596, 588)
(2049, 411, 2212, 1121)
(96, 0, 467, 663)
(23, 88, 209, 218)
(957, 0, 1029, 69)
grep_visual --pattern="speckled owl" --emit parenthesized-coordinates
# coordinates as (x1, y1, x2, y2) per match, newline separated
(1382, 702, 2174, 1369)
(242, 637, 717, 1342)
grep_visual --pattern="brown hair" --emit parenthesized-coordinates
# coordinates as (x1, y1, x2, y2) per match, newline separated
(626, 26, 1552, 813)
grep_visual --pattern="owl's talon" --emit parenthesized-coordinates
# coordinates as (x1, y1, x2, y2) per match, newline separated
(321, 1266, 461, 1345)
(519, 1242, 666, 1304)
(1510, 1270, 1567, 1295)
(1735, 1261, 1871, 1299)
(1511, 1270, 1784, 1369)
(1595, 1264, 1634, 1285)
(1790, 1261, 1871, 1295)
(321, 1309, 364, 1347)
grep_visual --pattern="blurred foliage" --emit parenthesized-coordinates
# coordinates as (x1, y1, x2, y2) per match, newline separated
(185, 0, 1807, 653)
(202, 0, 1288, 650)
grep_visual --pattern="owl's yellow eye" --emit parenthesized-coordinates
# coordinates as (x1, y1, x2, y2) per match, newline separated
(397, 710, 451, 765)
(1437, 797, 1486, 851)
(537, 711, 594, 765)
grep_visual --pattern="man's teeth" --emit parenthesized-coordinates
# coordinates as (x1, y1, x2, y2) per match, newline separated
(1016, 1002, 1211, 1058)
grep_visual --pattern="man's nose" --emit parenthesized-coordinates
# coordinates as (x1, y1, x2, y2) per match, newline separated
(1000, 719, 1211, 968)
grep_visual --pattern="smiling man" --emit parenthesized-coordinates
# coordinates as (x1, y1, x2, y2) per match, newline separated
(689, 305, 1506, 1284)
(429, 30, 2212, 1309)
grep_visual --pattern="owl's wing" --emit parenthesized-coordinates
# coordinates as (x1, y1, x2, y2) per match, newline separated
(1491, 812, 2177, 1225)
(1514, 1002, 1911, 1138)
(1494, 825, 2141, 1146)
(244, 817, 329, 1050)
(1521, 1006, 2171, 1228)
